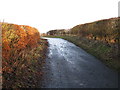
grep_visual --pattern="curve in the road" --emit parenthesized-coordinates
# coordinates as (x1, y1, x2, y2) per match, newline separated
(40, 37, 118, 88)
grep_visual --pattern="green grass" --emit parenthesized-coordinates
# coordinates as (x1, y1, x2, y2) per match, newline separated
(44, 35, 120, 71)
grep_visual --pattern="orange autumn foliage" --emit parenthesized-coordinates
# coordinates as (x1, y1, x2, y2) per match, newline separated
(2, 23, 40, 73)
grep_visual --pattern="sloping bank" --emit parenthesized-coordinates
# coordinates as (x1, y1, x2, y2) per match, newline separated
(2, 23, 48, 88)
(44, 35, 119, 72)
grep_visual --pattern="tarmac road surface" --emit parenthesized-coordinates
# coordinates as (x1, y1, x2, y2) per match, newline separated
(40, 37, 118, 88)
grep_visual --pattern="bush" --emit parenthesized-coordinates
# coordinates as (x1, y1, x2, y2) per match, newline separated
(2, 23, 48, 88)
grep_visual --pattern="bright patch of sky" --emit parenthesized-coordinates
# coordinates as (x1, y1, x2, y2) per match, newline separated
(0, 0, 119, 33)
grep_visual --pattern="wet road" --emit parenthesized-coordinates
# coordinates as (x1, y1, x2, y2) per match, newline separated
(41, 37, 118, 88)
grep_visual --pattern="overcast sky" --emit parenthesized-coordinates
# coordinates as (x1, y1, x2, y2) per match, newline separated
(0, 0, 119, 33)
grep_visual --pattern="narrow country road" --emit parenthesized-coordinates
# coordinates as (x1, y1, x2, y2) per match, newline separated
(40, 37, 118, 88)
